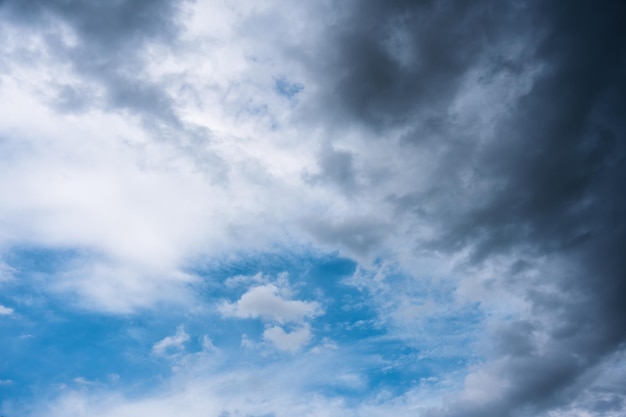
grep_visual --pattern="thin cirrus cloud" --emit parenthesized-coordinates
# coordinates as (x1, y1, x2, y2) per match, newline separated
(0, 0, 625, 417)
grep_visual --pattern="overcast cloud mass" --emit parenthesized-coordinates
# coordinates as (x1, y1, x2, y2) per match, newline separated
(0, 0, 624, 416)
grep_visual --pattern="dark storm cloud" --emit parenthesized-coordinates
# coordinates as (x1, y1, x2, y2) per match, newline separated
(307, 0, 626, 415)
(308, 0, 527, 131)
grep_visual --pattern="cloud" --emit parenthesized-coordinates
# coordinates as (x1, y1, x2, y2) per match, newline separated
(52, 259, 197, 314)
(0, 305, 14, 315)
(305, 143, 358, 195)
(152, 325, 190, 356)
(304, 216, 391, 258)
(220, 284, 321, 324)
(291, 0, 626, 415)
(0, 0, 185, 122)
(263, 325, 312, 353)
(20, 339, 454, 417)
(0, 0, 624, 416)
(201, 335, 218, 352)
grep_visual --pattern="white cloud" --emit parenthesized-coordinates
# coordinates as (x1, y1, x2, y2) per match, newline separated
(201, 335, 218, 352)
(23, 345, 454, 417)
(263, 325, 312, 353)
(53, 260, 197, 314)
(219, 284, 321, 323)
(0, 304, 14, 315)
(0, 0, 415, 315)
(241, 334, 257, 349)
(311, 337, 338, 353)
(224, 272, 266, 288)
(152, 325, 190, 356)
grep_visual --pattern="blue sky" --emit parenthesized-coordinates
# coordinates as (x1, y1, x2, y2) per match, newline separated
(1, 247, 479, 415)
(1, 1, 625, 416)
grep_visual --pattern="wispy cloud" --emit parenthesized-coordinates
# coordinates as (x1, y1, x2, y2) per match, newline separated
(152, 325, 190, 357)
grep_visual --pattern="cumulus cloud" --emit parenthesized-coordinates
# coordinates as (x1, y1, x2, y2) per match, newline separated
(220, 284, 321, 324)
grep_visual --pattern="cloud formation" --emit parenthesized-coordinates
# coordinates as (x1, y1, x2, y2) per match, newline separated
(220, 284, 322, 324)
(263, 325, 312, 353)
(0, 0, 624, 416)
(152, 325, 190, 357)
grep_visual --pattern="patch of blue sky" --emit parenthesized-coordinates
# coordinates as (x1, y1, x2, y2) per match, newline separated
(0, 299, 179, 396)
(3, 245, 85, 276)
(187, 248, 349, 298)
(274, 76, 304, 99)
(0, 247, 180, 399)
(233, 253, 471, 377)
(191, 250, 382, 343)
(190, 250, 478, 396)
(1, 245, 485, 408)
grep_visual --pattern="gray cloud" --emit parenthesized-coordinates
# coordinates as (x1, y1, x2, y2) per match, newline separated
(304, 143, 358, 195)
(1, 0, 183, 116)
(304, 0, 527, 131)
(0, 0, 226, 180)
(1, 0, 624, 415)
(299, 0, 626, 415)
(304, 216, 390, 258)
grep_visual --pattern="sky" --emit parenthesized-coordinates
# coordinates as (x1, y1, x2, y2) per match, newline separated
(0, 0, 624, 416)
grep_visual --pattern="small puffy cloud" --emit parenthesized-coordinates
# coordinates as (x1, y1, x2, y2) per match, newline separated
(0, 304, 14, 315)
(263, 325, 312, 353)
(152, 325, 189, 356)
(219, 284, 321, 323)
